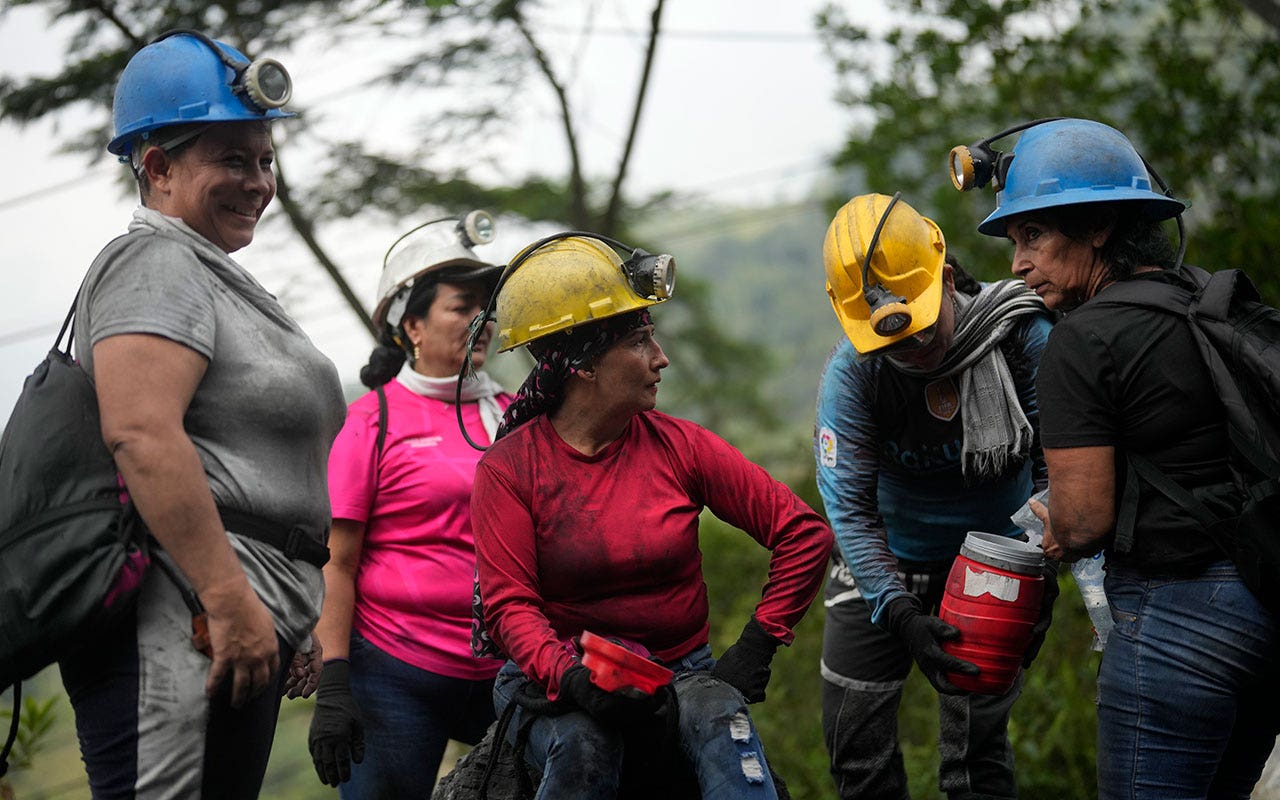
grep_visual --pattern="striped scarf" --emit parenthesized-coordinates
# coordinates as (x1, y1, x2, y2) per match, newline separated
(892, 279, 1048, 482)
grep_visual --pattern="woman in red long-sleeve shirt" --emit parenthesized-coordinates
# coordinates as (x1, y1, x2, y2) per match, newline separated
(470, 234, 834, 799)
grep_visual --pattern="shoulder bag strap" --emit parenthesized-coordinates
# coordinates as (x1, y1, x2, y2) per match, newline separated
(375, 385, 389, 459)
(0, 681, 19, 778)
(1116, 451, 1227, 554)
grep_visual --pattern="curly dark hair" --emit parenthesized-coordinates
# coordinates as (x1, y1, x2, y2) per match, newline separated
(947, 253, 983, 297)
(1028, 201, 1176, 286)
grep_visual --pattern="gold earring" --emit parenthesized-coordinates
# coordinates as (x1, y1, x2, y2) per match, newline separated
(413, 344, 421, 363)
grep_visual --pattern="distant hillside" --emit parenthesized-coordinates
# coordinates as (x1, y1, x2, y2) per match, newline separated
(636, 202, 844, 471)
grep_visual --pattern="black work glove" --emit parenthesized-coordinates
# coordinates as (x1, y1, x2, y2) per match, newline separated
(559, 665, 664, 725)
(1022, 561, 1061, 668)
(882, 597, 979, 696)
(711, 617, 782, 703)
(308, 660, 365, 787)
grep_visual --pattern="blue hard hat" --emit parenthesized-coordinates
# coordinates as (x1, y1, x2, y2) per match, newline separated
(109, 32, 294, 157)
(977, 118, 1186, 237)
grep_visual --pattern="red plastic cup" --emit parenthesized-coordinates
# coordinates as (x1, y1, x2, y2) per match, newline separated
(579, 631, 674, 695)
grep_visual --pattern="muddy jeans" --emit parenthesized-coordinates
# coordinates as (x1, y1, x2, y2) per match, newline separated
(492, 645, 779, 800)
(821, 559, 1020, 800)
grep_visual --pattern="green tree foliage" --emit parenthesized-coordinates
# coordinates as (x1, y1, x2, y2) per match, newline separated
(816, 0, 1280, 302)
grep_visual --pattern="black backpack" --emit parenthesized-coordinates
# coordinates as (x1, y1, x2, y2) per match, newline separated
(0, 300, 149, 775)
(1097, 266, 1280, 613)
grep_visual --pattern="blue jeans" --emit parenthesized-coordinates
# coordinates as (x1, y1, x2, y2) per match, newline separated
(343, 630, 496, 800)
(492, 645, 779, 800)
(1098, 561, 1279, 800)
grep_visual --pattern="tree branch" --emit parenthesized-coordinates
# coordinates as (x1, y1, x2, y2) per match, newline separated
(602, 0, 666, 237)
(1237, 0, 1280, 33)
(272, 146, 377, 339)
(511, 9, 590, 228)
(83, 0, 144, 49)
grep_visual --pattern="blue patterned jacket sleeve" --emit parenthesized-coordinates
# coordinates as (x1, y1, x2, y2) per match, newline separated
(813, 338, 909, 626)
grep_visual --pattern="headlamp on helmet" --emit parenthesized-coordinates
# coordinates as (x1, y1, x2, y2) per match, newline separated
(485, 232, 676, 353)
(947, 118, 1064, 193)
(622, 249, 676, 301)
(949, 141, 1014, 192)
(459, 210, 496, 248)
(823, 192, 946, 355)
(153, 29, 292, 113)
(109, 30, 296, 157)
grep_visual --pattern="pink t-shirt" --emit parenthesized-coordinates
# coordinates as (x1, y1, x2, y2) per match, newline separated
(328, 378, 510, 680)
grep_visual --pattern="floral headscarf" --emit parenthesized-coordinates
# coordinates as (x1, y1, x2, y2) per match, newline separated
(495, 309, 652, 439)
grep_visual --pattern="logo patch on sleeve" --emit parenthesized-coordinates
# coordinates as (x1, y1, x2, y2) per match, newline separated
(818, 426, 838, 468)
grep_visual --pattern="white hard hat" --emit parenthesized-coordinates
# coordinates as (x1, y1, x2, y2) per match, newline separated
(373, 210, 500, 331)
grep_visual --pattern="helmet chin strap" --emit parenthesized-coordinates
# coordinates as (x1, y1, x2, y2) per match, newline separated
(129, 124, 211, 174)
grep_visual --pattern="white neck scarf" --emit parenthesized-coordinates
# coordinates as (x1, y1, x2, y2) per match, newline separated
(396, 364, 505, 442)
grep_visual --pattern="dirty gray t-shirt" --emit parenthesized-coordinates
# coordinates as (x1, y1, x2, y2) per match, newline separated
(74, 208, 346, 648)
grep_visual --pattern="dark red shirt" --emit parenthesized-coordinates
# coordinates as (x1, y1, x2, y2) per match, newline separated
(472, 411, 833, 698)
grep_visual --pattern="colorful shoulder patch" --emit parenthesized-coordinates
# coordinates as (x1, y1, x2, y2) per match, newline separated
(818, 426, 838, 468)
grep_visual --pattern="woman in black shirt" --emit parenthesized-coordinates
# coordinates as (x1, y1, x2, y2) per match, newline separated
(969, 117, 1278, 800)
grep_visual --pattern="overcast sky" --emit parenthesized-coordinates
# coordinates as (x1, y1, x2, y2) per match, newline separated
(0, 1, 875, 422)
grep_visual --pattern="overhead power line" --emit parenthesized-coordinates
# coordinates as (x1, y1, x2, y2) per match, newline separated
(0, 165, 112, 212)
(0, 320, 60, 348)
(539, 24, 821, 42)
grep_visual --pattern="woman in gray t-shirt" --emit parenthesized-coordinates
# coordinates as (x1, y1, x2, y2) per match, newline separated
(59, 30, 345, 799)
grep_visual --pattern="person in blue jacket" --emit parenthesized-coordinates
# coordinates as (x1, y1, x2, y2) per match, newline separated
(815, 193, 1055, 800)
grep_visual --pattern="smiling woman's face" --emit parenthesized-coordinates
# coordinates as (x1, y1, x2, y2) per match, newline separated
(1006, 214, 1109, 311)
(148, 121, 276, 254)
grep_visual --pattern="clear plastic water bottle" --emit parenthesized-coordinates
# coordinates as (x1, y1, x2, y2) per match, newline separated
(1009, 488, 1049, 548)
(1010, 488, 1113, 652)
(1071, 552, 1113, 652)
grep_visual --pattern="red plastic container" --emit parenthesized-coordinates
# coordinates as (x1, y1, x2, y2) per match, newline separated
(580, 631, 673, 695)
(938, 532, 1044, 695)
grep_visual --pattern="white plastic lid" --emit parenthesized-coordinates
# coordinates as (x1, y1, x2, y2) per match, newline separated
(960, 531, 1044, 575)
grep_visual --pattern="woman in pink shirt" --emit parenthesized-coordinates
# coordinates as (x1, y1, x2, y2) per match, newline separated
(308, 212, 512, 797)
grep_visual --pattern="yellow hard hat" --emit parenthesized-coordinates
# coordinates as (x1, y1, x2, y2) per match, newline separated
(496, 235, 674, 352)
(823, 193, 946, 355)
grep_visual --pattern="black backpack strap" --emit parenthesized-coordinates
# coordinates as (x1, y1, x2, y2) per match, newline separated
(1228, 428, 1280, 511)
(1091, 276, 1195, 317)
(1115, 460, 1142, 554)
(1125, 452, 1222, 531)
(1198, 269, 1260, 321)
(375, 385, 389, 459)
(0, 682, 19, 778)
